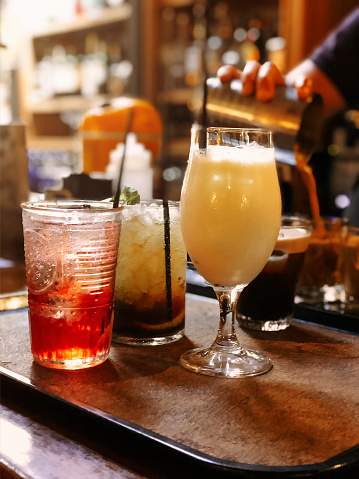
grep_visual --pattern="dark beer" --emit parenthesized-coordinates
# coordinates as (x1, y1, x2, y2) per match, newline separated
(237, 224, 311, 331)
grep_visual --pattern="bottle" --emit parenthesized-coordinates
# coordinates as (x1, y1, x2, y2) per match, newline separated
(106, 133, 153, 200)
(80, 33, 107, 96)
(79, 97, 163, 174)
(35, 47, 55, 99)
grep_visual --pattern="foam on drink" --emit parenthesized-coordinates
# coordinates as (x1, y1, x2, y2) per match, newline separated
(207, 143, 275, 163)
(276, 227, 312, 253)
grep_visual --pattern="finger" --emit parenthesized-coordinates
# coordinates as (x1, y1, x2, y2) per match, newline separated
(241, 61, 261, 96)
(255, 62, 285, 102)
(217, 65, 241, 83)
(294, 75, 313, 100)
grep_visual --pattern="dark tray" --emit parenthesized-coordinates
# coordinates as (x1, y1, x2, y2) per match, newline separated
(186, 268, 359, 335)
(1, 295, 359, 478)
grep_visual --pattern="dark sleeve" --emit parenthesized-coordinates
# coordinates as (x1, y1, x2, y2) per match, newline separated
(310, 7, 359, 109)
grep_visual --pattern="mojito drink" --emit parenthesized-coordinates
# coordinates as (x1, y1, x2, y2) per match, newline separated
(113, 201, 186, 345)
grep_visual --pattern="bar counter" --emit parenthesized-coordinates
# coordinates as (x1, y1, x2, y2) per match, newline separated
(1, 293, 359, 479)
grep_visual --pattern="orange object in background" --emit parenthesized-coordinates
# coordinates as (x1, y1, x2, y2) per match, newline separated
(79, 97, 163, 173)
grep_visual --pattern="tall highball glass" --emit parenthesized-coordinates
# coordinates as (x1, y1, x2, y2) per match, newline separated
(179, 127, 281, 377)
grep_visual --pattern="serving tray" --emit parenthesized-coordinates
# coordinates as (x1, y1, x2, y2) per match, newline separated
(186, 267, 359, 334)
(1, 294, 359, 478)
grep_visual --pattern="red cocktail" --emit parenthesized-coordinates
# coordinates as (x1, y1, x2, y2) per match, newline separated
(22, 201, 122, 369)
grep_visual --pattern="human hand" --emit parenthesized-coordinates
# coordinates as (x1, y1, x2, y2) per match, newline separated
(217, 61, 312, 101)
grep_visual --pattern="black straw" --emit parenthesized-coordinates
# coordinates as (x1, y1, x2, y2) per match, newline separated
(113, 109, 133, 208)
(163, 200, 173, 323)
(198, 77, 208, 149)
(198, 1, 209, 149)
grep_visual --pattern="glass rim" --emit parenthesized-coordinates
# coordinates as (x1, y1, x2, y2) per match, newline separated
(121, 199, 180, 208)
(206, 127, 273, 148)
(280, 215, 313, 227)
(280, 225, 313, 233)
(206, 127, 272, 134)
(21, 200, 123, 214)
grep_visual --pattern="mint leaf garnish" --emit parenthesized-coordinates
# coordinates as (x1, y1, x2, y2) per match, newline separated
(120, 186, 140, 205)
(110, 186, 140, 205)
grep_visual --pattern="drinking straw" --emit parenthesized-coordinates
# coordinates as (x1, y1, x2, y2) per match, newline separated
(198, 2, 209, 149)
(198, 77, 208, 149)
(113, 109, 133, 208)
(163, 200, 173, 322)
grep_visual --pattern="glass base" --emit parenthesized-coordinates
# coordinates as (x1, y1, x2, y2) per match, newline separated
(296, 284, 346, 312)
(296, 285, 324, 304)
(32, 353, 109, 370)
(179, 344, 272, 378)
(112, 329, 184, 346)
(237, 314, 292, 331)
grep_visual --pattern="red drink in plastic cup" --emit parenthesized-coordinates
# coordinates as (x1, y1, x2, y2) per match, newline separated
(22, 201, 122, 369)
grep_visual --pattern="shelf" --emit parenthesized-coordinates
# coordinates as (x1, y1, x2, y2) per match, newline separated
(32, 4, 133, 39)
(165, 137, 191, 157)
(160, 0, 194, 7)
(27, 135, 81, 151)
(29, 94, 113, 114)
(157, 88, 195, 105)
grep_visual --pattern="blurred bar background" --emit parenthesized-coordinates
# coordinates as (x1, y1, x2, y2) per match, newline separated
(1, 0, 359, 295)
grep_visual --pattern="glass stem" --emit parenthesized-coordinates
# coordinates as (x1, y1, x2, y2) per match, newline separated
(213, 287, 242, 349)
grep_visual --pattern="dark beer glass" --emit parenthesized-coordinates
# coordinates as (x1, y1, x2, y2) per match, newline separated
(236, 216, 312, 331)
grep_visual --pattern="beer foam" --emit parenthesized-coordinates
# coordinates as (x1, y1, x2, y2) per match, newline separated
(276, 227, 311, 254)
(207, 144, 275, 164)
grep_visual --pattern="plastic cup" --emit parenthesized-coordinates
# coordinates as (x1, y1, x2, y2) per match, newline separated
(113, 200, 187, 345)
(22, 201, 122, 369)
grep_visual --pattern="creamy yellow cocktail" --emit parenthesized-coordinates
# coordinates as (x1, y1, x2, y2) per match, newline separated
(179, 128, 281, 378)
(180, 143, 281, 288)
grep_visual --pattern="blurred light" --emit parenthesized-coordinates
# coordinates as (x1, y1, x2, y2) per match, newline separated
(240, 41, 260, 62)
(222, 50, 240, 66)
(247, 28, 260, 42)
(163, 167, 182, 182)
(207, 36, 222, 50)
(328, 144, 340, 156)
(335, 194, 351, 210)
(345, 110, 359, 128)
(266, 37, 286, 52)
(234, 28, 246, 43)
(110, 60, 133, 80)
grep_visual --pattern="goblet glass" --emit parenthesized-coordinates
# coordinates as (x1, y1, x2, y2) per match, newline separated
(179, 127, 281, 377)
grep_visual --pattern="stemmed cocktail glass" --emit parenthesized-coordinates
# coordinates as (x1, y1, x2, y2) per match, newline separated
(180, 127, 281, 377)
